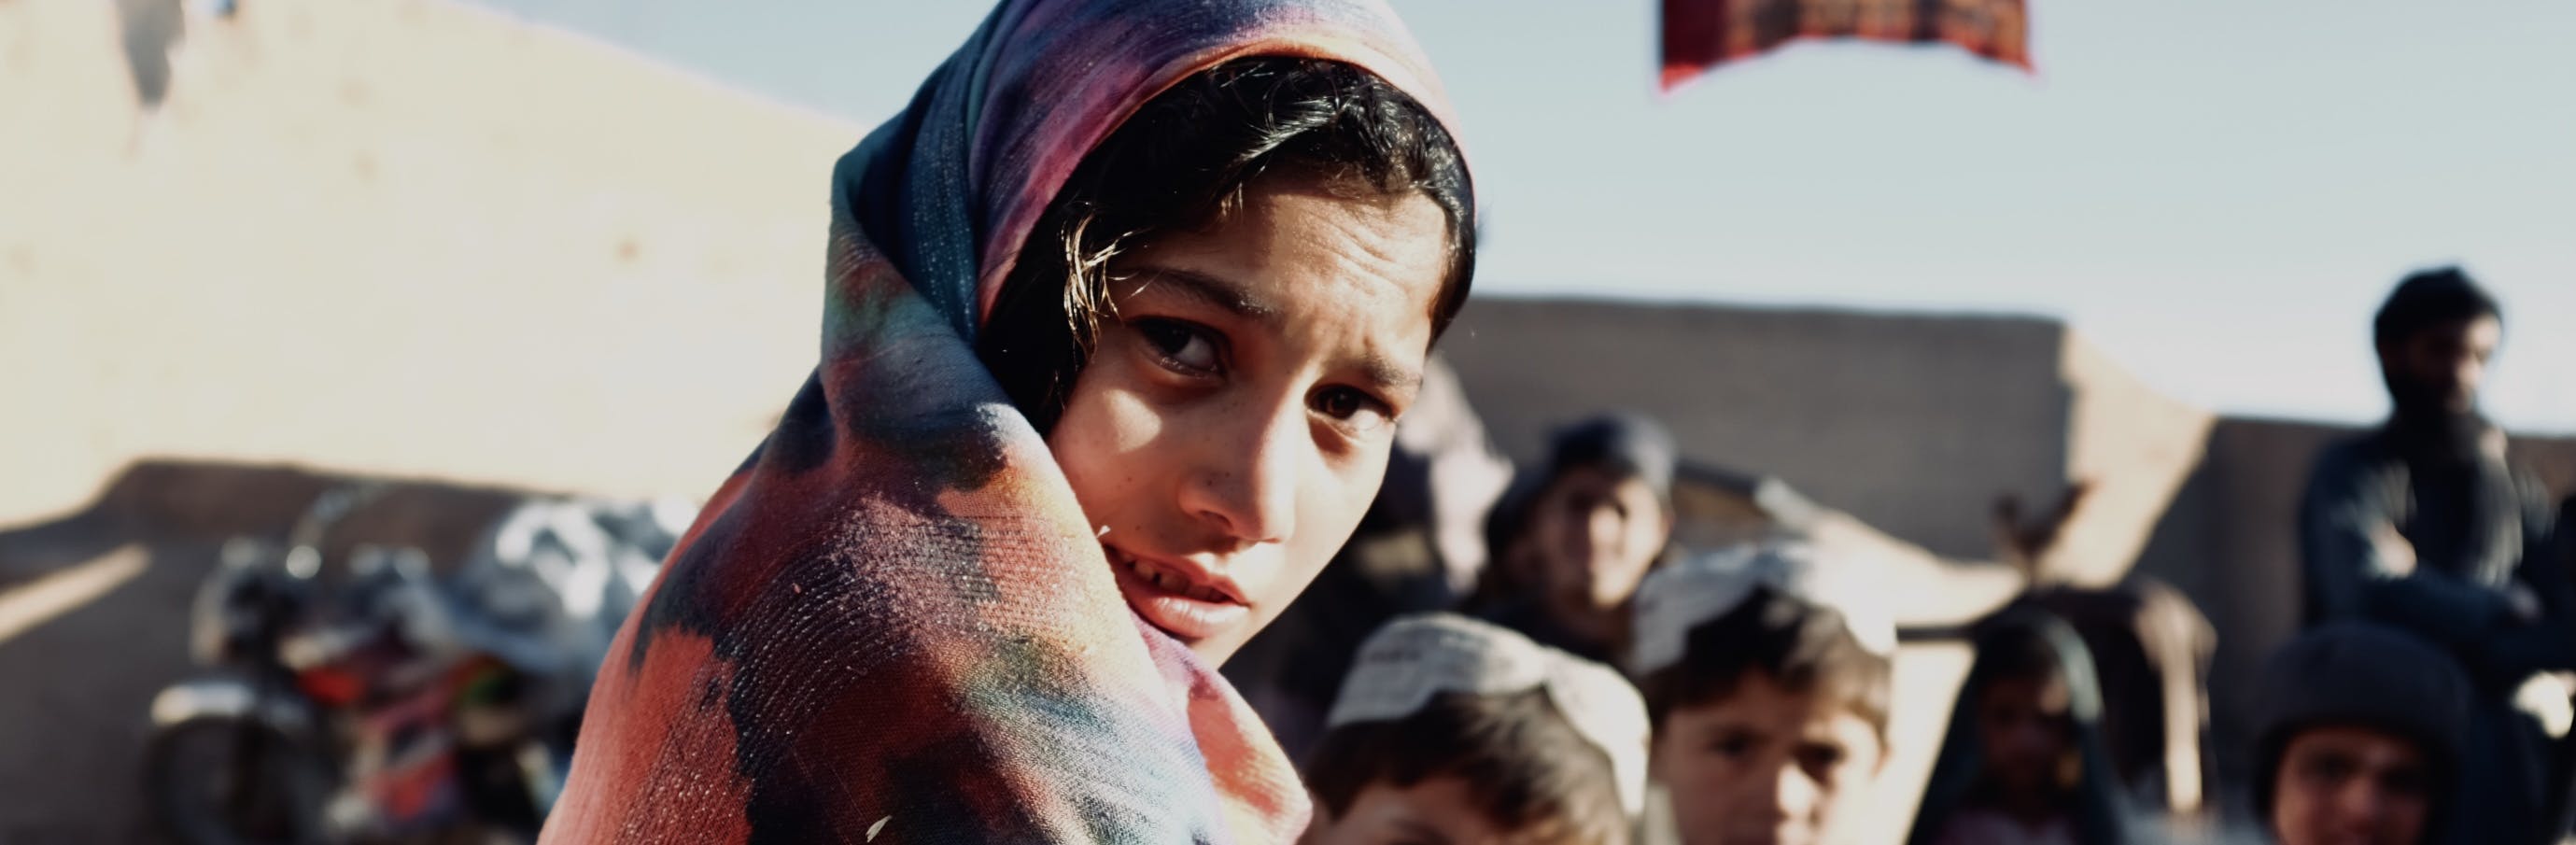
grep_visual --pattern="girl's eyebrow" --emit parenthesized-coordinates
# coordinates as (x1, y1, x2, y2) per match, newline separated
(1122, 267, 1280, 322)
(1357, 352, 1425, 398)
(1124, 265, 1422, 395)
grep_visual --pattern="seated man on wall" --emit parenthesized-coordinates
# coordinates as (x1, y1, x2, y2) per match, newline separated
(2299, 266, 2568, 844)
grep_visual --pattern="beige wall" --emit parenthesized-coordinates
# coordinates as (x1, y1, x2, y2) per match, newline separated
(1438, 297, 2075, 561)
(2050, 334, 2217, 586)
(0, 0, 854, 528)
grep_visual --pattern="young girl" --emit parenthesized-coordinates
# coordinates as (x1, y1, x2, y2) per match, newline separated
(1910, 612, 2129, 845)
(539, 1, 1473, 842)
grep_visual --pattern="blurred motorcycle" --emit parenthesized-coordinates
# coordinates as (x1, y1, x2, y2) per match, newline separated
(142, 486, 684, 845)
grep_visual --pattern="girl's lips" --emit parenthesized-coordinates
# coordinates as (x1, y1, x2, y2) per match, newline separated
(1105, 544, 1249, 643)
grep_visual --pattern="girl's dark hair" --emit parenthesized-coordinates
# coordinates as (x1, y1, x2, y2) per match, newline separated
(978, 56, 1476, 433)
(1639, 588, 1894, 741)
(1964, 620, 2069, 692)
(1303, 689, 1626, 845)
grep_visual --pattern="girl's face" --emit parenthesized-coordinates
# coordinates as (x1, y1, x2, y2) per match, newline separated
(1974, 673, 2076, 802)
(1049, 173, 1452, 665)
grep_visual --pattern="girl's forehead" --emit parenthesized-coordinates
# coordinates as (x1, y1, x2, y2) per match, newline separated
(961, 4, 1464, 319)
(1118, 184, 1446, 365)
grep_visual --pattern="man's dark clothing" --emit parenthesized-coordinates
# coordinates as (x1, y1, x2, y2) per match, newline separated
(2302, 417, 2562, 678)
(2300, 415, 2566, 844)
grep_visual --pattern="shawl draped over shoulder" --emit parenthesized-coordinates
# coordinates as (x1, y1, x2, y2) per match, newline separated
(539, 1, 1461, 843)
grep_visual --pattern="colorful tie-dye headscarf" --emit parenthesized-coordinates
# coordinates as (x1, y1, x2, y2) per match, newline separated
(539, 2, 1459, 843)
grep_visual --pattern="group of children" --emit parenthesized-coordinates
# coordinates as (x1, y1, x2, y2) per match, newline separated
(1292, 415, 2476, 845)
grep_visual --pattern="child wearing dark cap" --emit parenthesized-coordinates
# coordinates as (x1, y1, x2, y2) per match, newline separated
(1628, 542, 1898, 845)
(1483, 412, 1680, 664)
(1301, 613, 1649, 845)
(2255, 624, 2469, 845)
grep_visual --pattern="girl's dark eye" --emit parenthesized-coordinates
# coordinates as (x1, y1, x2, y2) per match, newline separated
(1136, 319, 1220, 375)
(1315, 387, 1393, 433)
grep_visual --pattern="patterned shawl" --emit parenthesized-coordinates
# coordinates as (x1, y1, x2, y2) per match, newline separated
(538, 2, 1458, 843)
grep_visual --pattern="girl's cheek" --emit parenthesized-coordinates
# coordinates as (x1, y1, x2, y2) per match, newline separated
(1085, 368, 1177, 454)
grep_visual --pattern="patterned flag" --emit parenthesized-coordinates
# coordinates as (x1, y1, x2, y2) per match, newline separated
(1661, 0, 2032, 89)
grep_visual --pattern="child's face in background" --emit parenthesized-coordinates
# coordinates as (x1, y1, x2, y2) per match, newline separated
(1973, 673, 2075, 804)
(1299, 776, 1525, 845)
(1529, 465, 1668, 617)
(2269, 725, 2432, 845)
(1652, 671, 1884, 845)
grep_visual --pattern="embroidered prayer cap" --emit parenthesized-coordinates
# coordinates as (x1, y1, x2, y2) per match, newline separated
(1328, 613, 1651, 818)
(1628, 541, 1898, 678)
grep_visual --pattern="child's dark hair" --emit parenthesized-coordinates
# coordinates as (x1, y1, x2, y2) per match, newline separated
(1304, 688, 1626, 845)
(978, 55, 1475, 433)
(1964, 619, 2068, 692)
(1638, 588, 1893, 739)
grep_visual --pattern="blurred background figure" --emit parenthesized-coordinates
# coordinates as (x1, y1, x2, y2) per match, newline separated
(2299, 267, 2571, 844)
(2253, 624, 2469, 845)
(1477, 413, 1681, 665)
(1911, 611, 2128, 845)
(1299, 613, 1646, 845)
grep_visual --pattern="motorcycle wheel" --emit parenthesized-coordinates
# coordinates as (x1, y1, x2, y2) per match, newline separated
(144, 715, 334, 845)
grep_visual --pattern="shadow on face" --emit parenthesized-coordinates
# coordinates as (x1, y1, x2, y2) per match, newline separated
(2270, 725, 2431, 845)
(2377, 316, 2500, 415)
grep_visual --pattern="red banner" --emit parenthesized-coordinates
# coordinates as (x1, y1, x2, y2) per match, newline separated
(1661, 0, 2032, 90)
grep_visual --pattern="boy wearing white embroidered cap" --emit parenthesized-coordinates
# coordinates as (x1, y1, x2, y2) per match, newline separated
(1302, 613, 1650, 845)
(1630, 543, 1897, 845)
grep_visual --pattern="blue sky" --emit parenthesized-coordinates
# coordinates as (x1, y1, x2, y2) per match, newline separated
(467, 0, 2576, 432)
